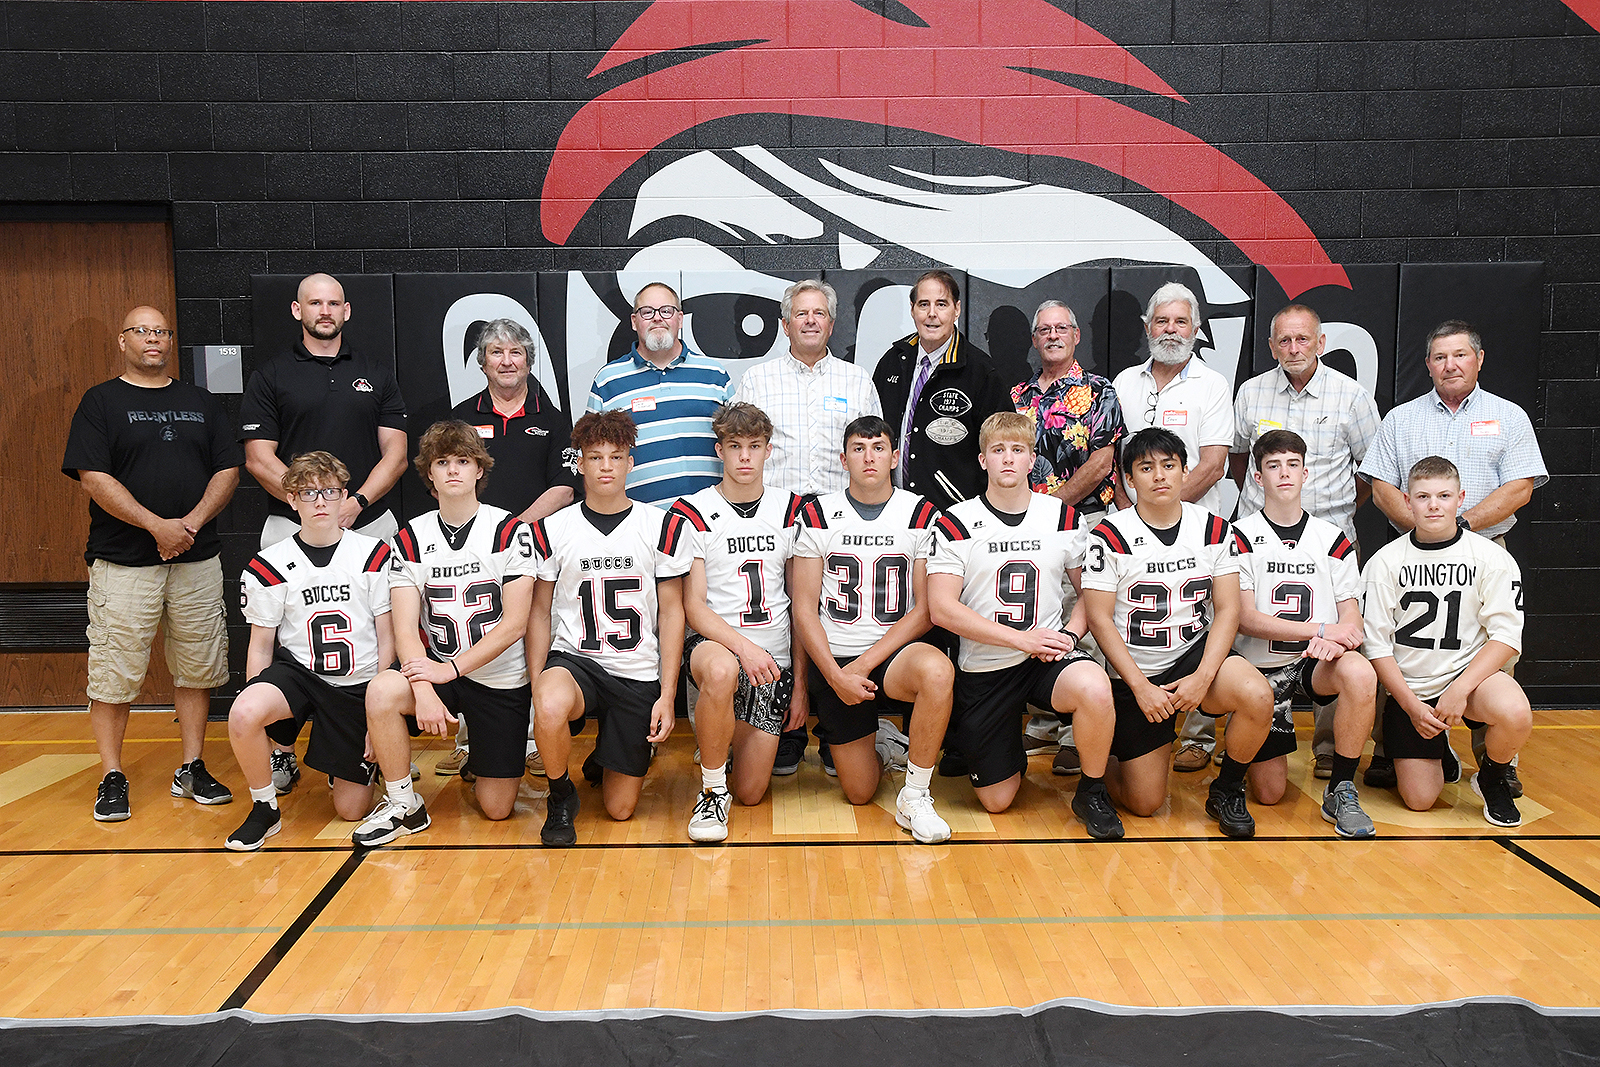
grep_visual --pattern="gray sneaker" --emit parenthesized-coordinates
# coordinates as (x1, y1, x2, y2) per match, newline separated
(1321, 780, 1376, 839)
(874, 717, 910, 773)
(270, 749, 300, 795)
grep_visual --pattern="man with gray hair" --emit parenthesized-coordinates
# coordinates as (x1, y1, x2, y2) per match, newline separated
(1110, 281, 1237, 773)
(733, 278, 882, 774)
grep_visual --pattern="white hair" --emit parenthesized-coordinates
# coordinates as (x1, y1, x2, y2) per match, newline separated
(1142, 281, 1202, 327)
(1030, 299, 1078, 332)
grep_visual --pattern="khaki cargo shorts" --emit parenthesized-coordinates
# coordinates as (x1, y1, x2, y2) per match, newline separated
(86, 556, 229, 704)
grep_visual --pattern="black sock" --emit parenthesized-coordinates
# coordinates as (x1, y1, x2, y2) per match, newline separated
(1217, 755, 1249, 786)
(1331, 754, 1360, 786)
(1076, 773, 1105, 795)
(549, 773, 575, 799)
(1479, 755, 1510, 780)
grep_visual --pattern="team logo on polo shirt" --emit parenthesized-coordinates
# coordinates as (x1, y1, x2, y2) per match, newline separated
(353, 378, 374, 392)
(525, 426, 549, 436)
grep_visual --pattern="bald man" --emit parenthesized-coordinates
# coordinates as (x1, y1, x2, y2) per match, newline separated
(240, 273, 408, 548)
(64, 306, 243, 821)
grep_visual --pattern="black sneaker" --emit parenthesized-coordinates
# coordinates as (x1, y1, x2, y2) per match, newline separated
(1071, 786, 1124, 841)
(225, 801, 281, 851)
(1442, 745, 1461, 784)
(772, 732, 804, 776)
(171, 759, 234, 805)
(937, 748, 969, 778)
(541, 788, 580, 847)
(1363, 755, 1396, 789)
(1471, 771, 1522, 828)
(352, 795, 431, 848)
(581, 751, 604, 786)
(93, 770, 130, 822)
(1505, 763, 1523, 799)
(1205, 780, 1256, 839)
(820, 743, 836, 777)
(270, 749, 301, 795)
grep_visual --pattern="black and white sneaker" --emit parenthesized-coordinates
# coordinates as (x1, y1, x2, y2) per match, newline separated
(1442, 745, 1462, 784)
(352, 795, 431, 848)
(1471, 771, 1522, 828)
(225, 801, 281, 851)
(94, 770, 130, 822)
(771, 732, 804, 776)
(271, 749, 301, 795)
(1070, 785, 1124, 841)
(542, 788, 580, 847)
(1205, 779, 1256, 838)
(171, 759, 233, 805)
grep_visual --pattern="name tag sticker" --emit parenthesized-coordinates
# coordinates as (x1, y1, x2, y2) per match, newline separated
(824, 396, 849, 413)
(474, 424, 494, 439)
(1162, 410, 1188, 427)
(1256, 418, 1283, 434)
(1471, 420, 1501, 436)
(631, 396, 657, 412)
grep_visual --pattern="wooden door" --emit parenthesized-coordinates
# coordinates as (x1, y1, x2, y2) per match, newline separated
(0, 219, 179, 706)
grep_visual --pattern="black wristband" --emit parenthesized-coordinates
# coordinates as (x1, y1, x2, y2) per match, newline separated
(1456, 514, 1470, 531)
(354, 492, 370, 509)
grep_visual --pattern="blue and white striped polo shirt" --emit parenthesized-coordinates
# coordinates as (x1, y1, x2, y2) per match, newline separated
(586, 343, 735, 507)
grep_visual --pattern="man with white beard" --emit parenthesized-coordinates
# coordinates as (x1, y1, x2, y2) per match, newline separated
(1110, 282, 1237, 773)
(586, 281, 735, 508)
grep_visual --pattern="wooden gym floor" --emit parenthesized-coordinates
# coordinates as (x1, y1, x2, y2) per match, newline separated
(1, 708, 1598, 1019)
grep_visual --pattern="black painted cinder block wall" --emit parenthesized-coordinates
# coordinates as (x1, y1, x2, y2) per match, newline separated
(2, 0, 1597, 705)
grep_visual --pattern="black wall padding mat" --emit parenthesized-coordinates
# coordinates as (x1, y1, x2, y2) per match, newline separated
(4, 999, 1599, 1067)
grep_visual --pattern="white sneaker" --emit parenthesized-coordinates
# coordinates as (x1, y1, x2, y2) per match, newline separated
(352, 795, 430, 848)
(875, 717, 910, 773)
(687, 789, 731, 842)
(895, 785, 950, 844)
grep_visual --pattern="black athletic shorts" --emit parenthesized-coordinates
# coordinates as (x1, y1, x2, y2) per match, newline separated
(1251, 659, 1339, 763)
(1382, 689, 1485, 761)
(1110, 640, 1243, 763)
(256, 658, 375, 786)
(685, 632, 795, 736)
(806, 643, 921, 746)
(954, 650, 1097, 788)
(430, 674, 532, 780)
(544, 650, 660, 778)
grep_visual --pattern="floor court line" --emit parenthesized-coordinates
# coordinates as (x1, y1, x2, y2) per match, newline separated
(1497, 839, 1600, 909)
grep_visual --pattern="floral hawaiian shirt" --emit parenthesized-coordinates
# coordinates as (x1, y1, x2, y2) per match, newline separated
(1011, 364, 1126, 508)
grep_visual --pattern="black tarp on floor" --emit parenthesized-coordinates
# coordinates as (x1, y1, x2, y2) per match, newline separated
(4, 998, 1600, 1067)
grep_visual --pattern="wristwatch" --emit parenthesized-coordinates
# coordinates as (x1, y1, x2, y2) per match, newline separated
(1456, 514, 1470, 531)
(354, 492, 370, 510)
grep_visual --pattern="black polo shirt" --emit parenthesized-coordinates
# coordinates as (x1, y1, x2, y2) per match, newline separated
(239, 341, 407, 524)
(450, 385, 578, 516)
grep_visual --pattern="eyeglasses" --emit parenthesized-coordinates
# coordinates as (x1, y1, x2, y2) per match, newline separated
(122, 326, 173, 339)
(634, 305, 681, 321)
(1145, 393, 1158, 424)
(295, 487, 346, 501)
(1033, 324, 1078, 336)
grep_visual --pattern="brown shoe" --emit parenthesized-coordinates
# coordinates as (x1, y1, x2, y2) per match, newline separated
(435, 746, 469, 776)
(1052, 745, 1081, 776)
(1172, 741, 1211, 773)
(1312, 753, 1333, 780)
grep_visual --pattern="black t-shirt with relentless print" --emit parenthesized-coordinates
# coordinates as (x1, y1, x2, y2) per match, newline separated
(63, 377, 243, 567)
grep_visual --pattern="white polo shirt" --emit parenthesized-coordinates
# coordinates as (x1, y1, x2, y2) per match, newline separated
(1112, 355, 1235, 516)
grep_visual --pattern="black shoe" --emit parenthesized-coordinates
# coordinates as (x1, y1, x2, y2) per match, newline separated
(352, 796, 431, 848)
(1471, 771, 1522, 828)
(772, 732, 804, 776)
(93, 770, 130, 822)
(541, 788, 580, 847)
(1442, 745, 1461, 784)
(171, 759, 233, 805)
(820, 743, 836, 777)
(1052, 745, 1081, 777)
(1363, 755, 1396, 789)
(937, 748, 969, 778)
(1071, 786, 1124, 841)
(1205, 780, 1256, 839)
(1505, 763, 1523, 799)
(225, 801, 281, 851)
(581, 751, 603, 786)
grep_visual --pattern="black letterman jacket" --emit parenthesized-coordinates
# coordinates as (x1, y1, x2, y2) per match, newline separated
(872, 328, 1013, 510)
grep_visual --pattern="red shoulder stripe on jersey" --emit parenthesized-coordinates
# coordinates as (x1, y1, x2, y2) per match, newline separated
(246, 556, 287, 586)
(799, 498, 827, 529)
(394, 526, 421, 562)
(1329, 533, 1356, 561)
(1057, 502, 1077, 532)
(1205, 514, 1228, 546)
(669, 498, 710, 533)
(530, 518, 552, 560)
(659, 510, 687, 555)
(364, 542, 392, 573)
(910, 498, 939, 530)
(784, 493, 805, 529)
(495, 514, 524, 553)
(1232, 529, 1252, 555)
(1092, 520, 1130, 554)
(934, 513, 968, 541)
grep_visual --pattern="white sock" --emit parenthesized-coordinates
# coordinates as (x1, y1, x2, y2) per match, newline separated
(702, 762, 728, 793)
(385, 777, 416, 809)
(526, 739, 539, 757)
(904, 761, 933, 792)
(249, 784, 278, 809)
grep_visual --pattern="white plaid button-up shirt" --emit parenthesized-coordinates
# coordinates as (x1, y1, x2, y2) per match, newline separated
(733, 350, 883, 497)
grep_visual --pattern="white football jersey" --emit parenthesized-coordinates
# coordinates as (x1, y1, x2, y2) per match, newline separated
(793, 488, 940, 659)
(669, 487, 805, 667)
(929, 495, 1086, 672)
(390, 506, 538, 689)
(1081, 503, 1239, 680)
(1231, 510, 1361, 670)
(533, 502, 694, 682)
(1362, 530, 1523, 701)
(242, 532, 393, 687)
